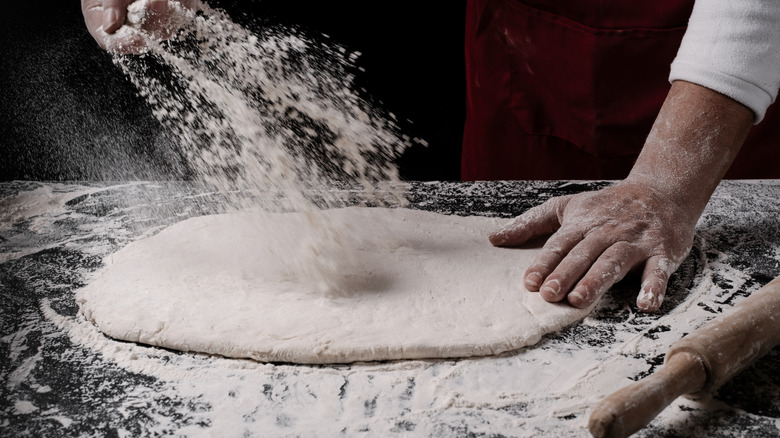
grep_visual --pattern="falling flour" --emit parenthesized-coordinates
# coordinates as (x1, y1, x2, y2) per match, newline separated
(108, 0, 410, 292)
(113, 0, 405, 202)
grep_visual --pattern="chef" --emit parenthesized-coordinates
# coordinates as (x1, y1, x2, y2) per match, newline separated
(82, 0, 780, 313)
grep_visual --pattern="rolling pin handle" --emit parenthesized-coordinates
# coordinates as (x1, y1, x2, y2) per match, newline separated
(590, 276, 780, 437)
(588, 351, 706, 438)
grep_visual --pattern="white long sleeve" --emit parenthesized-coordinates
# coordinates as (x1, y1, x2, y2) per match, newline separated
(670, 0, 780, 123)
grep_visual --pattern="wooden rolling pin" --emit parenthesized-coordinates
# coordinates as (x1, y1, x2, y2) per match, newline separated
(589, 275, 780, 438)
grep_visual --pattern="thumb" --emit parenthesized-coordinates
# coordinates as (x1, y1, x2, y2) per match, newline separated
(489, 195, 571, 247)
(103, 0, 132, 34)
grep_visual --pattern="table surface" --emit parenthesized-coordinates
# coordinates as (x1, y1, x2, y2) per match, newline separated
(2, 180, 780, 437)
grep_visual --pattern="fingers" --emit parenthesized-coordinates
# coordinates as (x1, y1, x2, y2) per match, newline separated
(489, 196, 571, 247)
(636, 256, 678, 312)
(501, 183, 695, 314)
(566, 242, 645, 308)
(143, 0, 173, 40)
(82, 0, 107, 47)
(102, 0, 130, 34)
(523, 229, 584, 294)
(82, 0, 135, 51)
(83, 0, 199, 52)
(117, 0, 197, 53)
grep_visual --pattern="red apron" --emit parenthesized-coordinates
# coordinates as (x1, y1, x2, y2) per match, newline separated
(462, 0, 780, 180)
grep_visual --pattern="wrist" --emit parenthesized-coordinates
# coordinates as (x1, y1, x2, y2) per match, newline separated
(625, 81, 753, 216)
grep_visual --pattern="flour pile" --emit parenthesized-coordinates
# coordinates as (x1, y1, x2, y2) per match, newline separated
(107, 0, 411, 291)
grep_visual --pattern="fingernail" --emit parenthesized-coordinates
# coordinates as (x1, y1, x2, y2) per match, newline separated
(103, 7, 120, 31)
(637, 287, 663, 311)
(637, 287, 651, 304)
(488, 231, 507, 246)
(540, 279, 561, 299)
(490, 228, 509, 246)
(525, 272, 543, 289)
(569, 289, 585, 305)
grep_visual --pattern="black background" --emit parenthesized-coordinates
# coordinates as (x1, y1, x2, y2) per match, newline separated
(0, 1, 466, 182)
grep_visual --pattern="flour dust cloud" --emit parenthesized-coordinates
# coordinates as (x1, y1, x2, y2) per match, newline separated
(106, 0, 412, 293)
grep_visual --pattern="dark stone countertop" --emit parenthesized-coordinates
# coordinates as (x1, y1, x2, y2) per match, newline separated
(2, 180, 780, 437)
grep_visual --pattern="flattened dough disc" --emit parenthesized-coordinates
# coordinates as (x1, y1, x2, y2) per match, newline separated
(77, 207, 591, 364)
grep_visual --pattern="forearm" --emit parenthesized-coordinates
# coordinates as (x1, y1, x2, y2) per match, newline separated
(626, 80, 754, 219)
(491, 80, 756, 312)
(670, 0, 780, 123)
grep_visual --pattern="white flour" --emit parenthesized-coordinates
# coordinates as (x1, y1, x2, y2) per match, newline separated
(113, 0, 406, 205)
(0, 186, 84, 230)
(107, 0, 412, 292)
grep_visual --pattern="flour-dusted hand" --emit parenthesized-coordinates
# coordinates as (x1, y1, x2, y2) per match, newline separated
(490, 182, 696, 312)
(81, 0, 195, 54)
(491, 81, 755, 313)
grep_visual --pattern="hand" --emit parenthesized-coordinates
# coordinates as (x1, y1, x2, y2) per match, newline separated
(81, 0, 194, 54)
(489, 181, 697, 312)
(490, 81, 754, 313)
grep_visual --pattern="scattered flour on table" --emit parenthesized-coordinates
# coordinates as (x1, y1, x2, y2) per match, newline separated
(5, 181, 774, 436)
(0, 183, 146, 263)
(43, 242, 747, 436)
(13, 401, 38, 415)
(0, 186, 83, 229)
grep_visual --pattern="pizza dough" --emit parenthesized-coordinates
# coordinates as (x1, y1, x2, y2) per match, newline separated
(77, 208, 591, 364)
